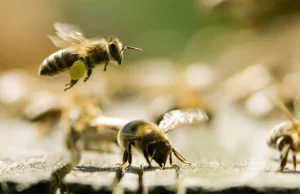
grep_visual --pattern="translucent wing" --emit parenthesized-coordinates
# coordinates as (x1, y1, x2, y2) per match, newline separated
(53, 22, 87, 45)
(47, 35, 74, 48)
(158, 109, 209, 133)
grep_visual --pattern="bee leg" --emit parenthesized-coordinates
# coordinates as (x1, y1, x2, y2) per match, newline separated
(293, 152, 297, 171)
(125, 142, 133, 170)
(169, 153, 179, 170)
(276, 145, 290, 172)
(103, 53, 109, 71)
(116, 149, 128, 167)
(143, 149, 152, 167)
(66, 117, 81, 167)
(172, 148, 191, 165)
(103, 62, 108, 71)
(83, 69, 92, 82)
(64, 79, 78, 91)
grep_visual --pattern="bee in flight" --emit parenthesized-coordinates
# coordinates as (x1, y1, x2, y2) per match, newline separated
(117, 109, 208, 170)
(38, 22, 142, 91)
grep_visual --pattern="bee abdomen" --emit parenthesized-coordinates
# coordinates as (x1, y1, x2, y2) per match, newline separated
(39, 49, 79, 76)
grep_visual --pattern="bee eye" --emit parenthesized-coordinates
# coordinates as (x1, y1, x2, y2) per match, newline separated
(109, 43, 118, 53)
(109, 43, 122, 64)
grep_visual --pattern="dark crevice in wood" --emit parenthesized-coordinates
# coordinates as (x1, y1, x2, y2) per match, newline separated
(137, 165, 145, 194)
(75, 165, 174, 174)
(186, 187, 300, 194)
(64, 184, 111, 194)
(148, 186, 176, 194)
(0, 181, 51, 194)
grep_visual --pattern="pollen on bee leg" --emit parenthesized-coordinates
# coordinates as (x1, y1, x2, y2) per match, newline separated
(69, 60, 86, 80)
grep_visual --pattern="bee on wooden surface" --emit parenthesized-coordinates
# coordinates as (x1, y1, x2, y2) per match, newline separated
(117, 109, 208, 170)
(266, 99, 300, 172)
(23, 91, 62, 137)
(38, 22, 142, 91)
(65, 98, 129, 166)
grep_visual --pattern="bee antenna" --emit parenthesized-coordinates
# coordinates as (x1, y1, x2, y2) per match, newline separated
(150, 149, 157, 163)
(122, 46, 142, 52)
(269, 96, 299, 132)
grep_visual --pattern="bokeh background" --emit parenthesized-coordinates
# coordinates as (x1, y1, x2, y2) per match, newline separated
(1, 0, 300, 78)
(1, 0, 300, 120)
(2, 1, 300, 191)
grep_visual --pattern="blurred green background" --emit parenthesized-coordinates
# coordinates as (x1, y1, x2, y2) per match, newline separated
(1, 0, 300, 75)
(0, 0, 234, 71)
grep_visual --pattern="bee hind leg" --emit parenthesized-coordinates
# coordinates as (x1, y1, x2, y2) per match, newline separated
(64, 79, 78, 91)
(83, 69, 93, 82)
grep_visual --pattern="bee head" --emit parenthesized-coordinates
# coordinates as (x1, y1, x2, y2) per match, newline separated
(147, 140, 171, 169)
(108, 37, 142, 65)
(107, 37, 124, 65)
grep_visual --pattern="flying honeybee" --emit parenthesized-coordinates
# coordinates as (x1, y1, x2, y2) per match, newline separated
(266, 99, 300, 172)
(117, 109, 208, 170)
(38, 22, 142, 91)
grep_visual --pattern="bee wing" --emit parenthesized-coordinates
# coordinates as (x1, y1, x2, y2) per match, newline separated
(53, 22, 87, 45)
(158, 109, 209, 133)
(47, 35, 75, 48)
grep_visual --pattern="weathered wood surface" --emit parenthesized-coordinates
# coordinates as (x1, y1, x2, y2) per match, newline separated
(1, 99, 300, 194)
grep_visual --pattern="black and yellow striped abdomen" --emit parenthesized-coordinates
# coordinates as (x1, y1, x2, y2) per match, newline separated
(38, 48, 79, 76)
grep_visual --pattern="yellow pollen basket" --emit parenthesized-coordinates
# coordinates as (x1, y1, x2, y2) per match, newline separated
(69, 60, 86, 80)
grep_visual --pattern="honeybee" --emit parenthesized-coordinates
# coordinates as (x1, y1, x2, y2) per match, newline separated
(23, 91, 62, 137)
(65, 96, 129, 166)
(117, 109, 208, 170)
(266, 99, 300, 172)
(38, 22, 142, 91)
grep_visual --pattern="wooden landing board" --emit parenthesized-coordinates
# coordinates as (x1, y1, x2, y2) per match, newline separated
(2, 103, 300, 194)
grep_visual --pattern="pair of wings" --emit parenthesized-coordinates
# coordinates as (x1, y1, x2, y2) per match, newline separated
(48, 22, 88, 49)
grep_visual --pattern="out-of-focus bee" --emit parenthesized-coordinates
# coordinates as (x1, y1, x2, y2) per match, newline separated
(150, 87, 214, 125)
(23, 91, 62, 137)
(117, 109, 208, 170)
(38, 22, 142, 91)
(266, 100, 300, 172)
(64, 95, 129, 166)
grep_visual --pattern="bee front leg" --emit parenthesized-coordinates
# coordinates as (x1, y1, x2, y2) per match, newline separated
(143, 149, 152, 167)
(103, 61, 109, 71)
(103, 52, 109, 71)
(293, 152, 297, 171)
(125, 142, 133, 170)
(83, 69, 93, 82)
(169, 153, 179, 170)
(64, 79, 78, 91)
